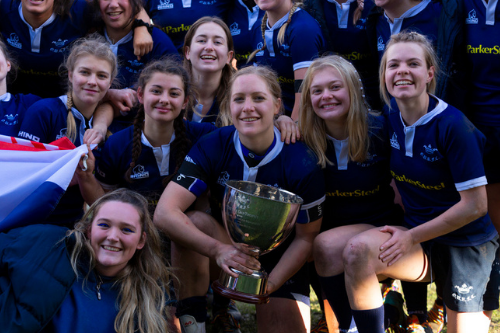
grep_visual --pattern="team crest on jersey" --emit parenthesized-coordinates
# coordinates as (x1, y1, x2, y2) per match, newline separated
(217, 171, 230, 186)
(280, 44, 291, 57)
(1, 114, 18, 126)
(390, 133, 400, 150)
(131, 164, 150, 179)
(7, 33, 22, 49)
(466, 9, 479, 24)
(230, 23, 241, 36)
(56, 128, 67, 140)
(355, 18, 367, 30)
(50, 39, 69, 53)
(420, 144, 441, 162)
(158, 0, 174, 9)
(199, 0, 217, 5)
(256, 42, 264, 56)
(357, 153, 377, 167)
(126, 59, 143, 73)
(377, 36, 385, 51)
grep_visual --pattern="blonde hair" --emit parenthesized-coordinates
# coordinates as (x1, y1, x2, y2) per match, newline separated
(67, 189, 172, 333)
(248, 1, 302, 62)
(300, 55, 372, 168)
(379, 31, 439, 107)
(218, 66, 283, 127)
(61, 34, 117, 142)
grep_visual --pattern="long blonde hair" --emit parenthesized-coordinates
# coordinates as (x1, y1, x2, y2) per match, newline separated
(60, 34, 117, 143)
(248, 1, 302, 62)
(300, 55, 372, 168)
(67, 189, 172, 333)
(379, 31, 439, 107)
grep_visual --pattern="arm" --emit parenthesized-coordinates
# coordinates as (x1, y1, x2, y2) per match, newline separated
(85, 103, 113, 144)
(154, 182, 260, 276)
(266, 218, 322, 293)
(379, 186, 487, 265)
(105, 88, 137, 115)
(290, 67, 307, 121)
(275, 115, 300, 144)
(132, 8, 153, 59)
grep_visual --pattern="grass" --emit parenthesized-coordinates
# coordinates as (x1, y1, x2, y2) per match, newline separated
(231, 284, 500, 332)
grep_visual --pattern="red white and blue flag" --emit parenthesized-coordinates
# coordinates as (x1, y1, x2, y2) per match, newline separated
(0, 135, 90, 232)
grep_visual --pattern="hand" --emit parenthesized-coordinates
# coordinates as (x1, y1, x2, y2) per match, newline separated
(378, 226, 415, 266)
(215, 243, 261, 278)
(75, 144, 96, 184)
(133, 26, 153, 60)
(275, 115, 301, 144)
(106, 88, 137, 114)
(83, 128, 105, 145)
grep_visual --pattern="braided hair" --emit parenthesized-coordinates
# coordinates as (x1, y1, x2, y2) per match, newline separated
(248, 1, 302, 62)
(125, 58, 193, 187)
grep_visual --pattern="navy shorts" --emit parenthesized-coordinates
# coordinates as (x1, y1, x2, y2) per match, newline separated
(423, 236, 500, 312)
(475, 124, 500, 184)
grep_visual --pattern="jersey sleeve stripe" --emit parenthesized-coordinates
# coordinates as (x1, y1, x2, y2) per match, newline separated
(455, 176, 488, 192)
(293, 60, 313, 71)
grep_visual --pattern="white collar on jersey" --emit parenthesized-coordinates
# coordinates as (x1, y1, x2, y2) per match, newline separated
(384, 0, 431, 35)
(233, 126, 284, 182)
(141, 131, 176, 176)
(18, 4, 57, 53)
(326, 135, 349, 170)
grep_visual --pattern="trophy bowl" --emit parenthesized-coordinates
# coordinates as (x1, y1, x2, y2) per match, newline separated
(212, 180, 303, 304)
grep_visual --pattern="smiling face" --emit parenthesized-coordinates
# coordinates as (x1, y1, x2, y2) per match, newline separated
(88, 201, 146, 277)
(230, 73, 280, 149)
(99, 0, 133, 32)
(384, 42, 434, 103)
(138, 72, 187, 124)
(69, 54, 112, 112)
(185, 22, 233, 75)
(22, 0, 54, 23)
(310, 66, 350, 128)
(254, 0, 290, 12)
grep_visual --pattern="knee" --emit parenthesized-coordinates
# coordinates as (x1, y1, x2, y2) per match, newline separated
(186, 210, 217, 236)
(313, 233, 340, 269)
(342, 235, 373, 269)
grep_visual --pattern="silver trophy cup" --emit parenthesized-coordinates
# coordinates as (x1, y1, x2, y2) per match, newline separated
(212, 180, 303, 304)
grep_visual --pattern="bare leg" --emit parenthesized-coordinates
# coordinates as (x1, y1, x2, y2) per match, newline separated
(486, 183, 500, 233)
(256, 297, 311, 333)
(446, 309, 492, 333)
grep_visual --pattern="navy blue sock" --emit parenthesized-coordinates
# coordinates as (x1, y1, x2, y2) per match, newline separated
(352, 305, 385, 333)
(318, 274, 357, 332)
(176, 296, 207, 323)
(402, 281, 428, 323)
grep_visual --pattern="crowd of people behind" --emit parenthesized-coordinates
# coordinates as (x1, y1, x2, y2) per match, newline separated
(1, 0, 499, 333)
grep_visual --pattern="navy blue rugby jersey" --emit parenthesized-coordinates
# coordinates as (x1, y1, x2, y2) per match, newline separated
(375, 0, 440, 61)
(387, 96, 497, 246)
(0, 0, 92, 97)
(105, 27, 177, 89)
(145, 0, 231, 52)
(227, 0, 265, 68)
(464, 0, 500, 126)
(174, 126, 326, 224)
(322, 113, 403, 231)
(0, 93, 41, 137)
(95, 120, 216, 209)
(17, 95, 91, 146)
(252, 9, 325, 116)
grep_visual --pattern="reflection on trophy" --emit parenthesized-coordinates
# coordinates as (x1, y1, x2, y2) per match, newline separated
(212, 180, 303, 304)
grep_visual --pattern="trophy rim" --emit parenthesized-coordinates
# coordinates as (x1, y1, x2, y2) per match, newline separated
(225, 180, 304, 205)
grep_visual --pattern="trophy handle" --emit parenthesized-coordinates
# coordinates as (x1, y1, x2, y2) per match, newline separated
(212, 267, 270, 304)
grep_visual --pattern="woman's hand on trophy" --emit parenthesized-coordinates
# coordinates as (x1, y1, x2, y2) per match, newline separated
(215, 243, 261, 278)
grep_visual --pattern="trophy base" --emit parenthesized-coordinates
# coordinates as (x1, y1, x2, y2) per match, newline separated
(212, 268, 270, 304)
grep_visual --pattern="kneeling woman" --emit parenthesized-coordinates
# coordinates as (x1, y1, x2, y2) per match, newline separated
(342, 32, 498, 333)
(154, 66, 326, 333)
(0, 189, 172, 333)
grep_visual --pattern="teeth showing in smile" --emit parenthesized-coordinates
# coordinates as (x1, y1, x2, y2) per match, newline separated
(322, 103, 338, 108)
(103, 246, 120, 252)
(108, 12, 122, 17)
(241, 118, 258, 122)
(395, 80, 413, 86)
(201, 55, 216, 60)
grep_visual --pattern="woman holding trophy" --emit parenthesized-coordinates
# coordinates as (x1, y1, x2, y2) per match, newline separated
(154, 65, 325, 333)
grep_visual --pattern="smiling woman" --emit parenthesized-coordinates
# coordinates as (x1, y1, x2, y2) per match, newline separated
(0, 189, 173, 333)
